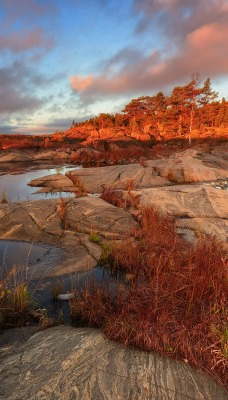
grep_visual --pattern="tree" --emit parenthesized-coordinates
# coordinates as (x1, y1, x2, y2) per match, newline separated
(199, 77, 218, 106)
(168, 76, 202, 142)
(215, 98, 228, 127)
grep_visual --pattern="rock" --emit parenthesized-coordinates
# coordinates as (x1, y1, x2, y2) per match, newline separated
(150, 148, 228, 183)
(66, 163, 172, 193)
(0, 326, 227, 399)
(57, 293, 75, 300)
(28, 173, 76, 192)
(0, 151, 32, 163)
(136, 184, 228, 244)
(0, 198, 136, 277)
(70, 147, 103, 162)
(33, 151, 57, 160)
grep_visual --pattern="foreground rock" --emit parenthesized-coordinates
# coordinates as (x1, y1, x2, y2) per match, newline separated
(0, 197, 136, 277)
(134, 184, 228, 244)
(0, 326, 227, 400)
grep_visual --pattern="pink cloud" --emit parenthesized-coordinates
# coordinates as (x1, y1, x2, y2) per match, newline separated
(0, 29, 53, 52)
(70, 20, 228, 99)
(70, 76, 95, 91)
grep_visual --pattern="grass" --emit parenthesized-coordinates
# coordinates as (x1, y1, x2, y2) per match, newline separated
(100, 187, 140, 211)
(100, 188, 125, 208)
(68, 173, 87, 197)
(57, 198, 66, 228)
(0, 266, 33, 330)
(1, 190, 8, 204)
(69, 206, 228, 389)
(88, 231, 101, 244)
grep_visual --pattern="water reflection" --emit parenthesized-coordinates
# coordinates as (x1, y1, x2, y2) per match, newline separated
(0, 240, 65, 280)
(0, 163, 81, 202)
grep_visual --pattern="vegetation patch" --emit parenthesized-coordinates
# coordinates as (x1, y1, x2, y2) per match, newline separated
(88, 231, 101, 244)
(0, 267, 34, 330)
(69, 206, 228, 389)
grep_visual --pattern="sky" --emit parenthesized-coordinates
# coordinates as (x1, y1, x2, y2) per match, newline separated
(0, 0, 228, 135)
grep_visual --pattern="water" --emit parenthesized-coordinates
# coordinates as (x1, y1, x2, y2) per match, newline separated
(0, 240, 66, 280)
(0, 239, 120, 325)
(0, 163, 81, 202)
(34, 266, 118, 324)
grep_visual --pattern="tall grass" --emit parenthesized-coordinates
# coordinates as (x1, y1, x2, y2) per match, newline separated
(0, 266, 33, 329)
(70, 207, 228, 389)
(0, 190, 8, 204)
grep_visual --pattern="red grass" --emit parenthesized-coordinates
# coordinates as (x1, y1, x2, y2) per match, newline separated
(70, 207, 228, 388)
(100, 188, 125, 208)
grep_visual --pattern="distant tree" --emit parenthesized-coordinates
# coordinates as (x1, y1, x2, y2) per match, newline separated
(168, 75, 202, 142)
(199, 77, 218, 106)
(215, 98, 228, 127)
(97, 113, 115, 129)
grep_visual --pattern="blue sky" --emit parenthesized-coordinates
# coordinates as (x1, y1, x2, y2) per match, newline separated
(0, 0, 228, 135)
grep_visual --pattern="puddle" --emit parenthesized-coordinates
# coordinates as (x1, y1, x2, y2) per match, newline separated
(0, 240, 65, 281)
(0, 164, 81, 202)
(0, 239, 120, 325)
(34, 266, 120, 324)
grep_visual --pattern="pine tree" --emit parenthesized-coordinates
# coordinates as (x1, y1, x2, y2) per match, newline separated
(199, 78, 218, 106)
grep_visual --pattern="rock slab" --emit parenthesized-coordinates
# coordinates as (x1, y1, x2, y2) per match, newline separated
(0, 326, 227, 400)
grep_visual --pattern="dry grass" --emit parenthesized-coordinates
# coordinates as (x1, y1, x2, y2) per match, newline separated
(100, 188, 125, 208)
(100, 188, 140, 211)
(70, 206, 228, 389)
(57, 198, 67, 229)
(1, 191, 8, 204)
(0, 267, 33, 329)
(68, 173, 87, 197)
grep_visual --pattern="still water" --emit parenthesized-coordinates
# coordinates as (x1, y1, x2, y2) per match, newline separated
(0, 239, 118, 324)
(0, 163, 81, 202)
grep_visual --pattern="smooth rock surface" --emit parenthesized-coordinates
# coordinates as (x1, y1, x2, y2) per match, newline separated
(135, 184, 228, 244)
(62, 147, 228, 194)
(0, 326, 227, 400)
(0, 197, 136, 277)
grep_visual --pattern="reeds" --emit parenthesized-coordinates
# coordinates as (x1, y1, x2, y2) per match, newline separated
(0, 190, 8, 204)
(0, 266, 32, 329)
(68, 173, 87, 197)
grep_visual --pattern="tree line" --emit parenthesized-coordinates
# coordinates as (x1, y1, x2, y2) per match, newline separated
(70, 77, 228, 141)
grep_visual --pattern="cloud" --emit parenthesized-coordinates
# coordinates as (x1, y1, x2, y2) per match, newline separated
(0, 90, 42, 113)
(134, 0, 228, 38)
(0, 61, 45, 114)
(2, 0, 54, 25)
(70, 0, 228, 100)
(70, 76, 94, 91)
(0, 29, 53, 52)
(0, 0, 55, 55)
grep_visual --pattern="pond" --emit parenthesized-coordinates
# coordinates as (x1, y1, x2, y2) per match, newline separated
(0, 163, 81, 202)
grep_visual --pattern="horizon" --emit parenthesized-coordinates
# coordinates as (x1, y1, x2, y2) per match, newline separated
(0, 0, 228, 136)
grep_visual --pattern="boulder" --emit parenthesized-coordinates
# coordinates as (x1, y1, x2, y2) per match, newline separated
(28, 173, 76, 192)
